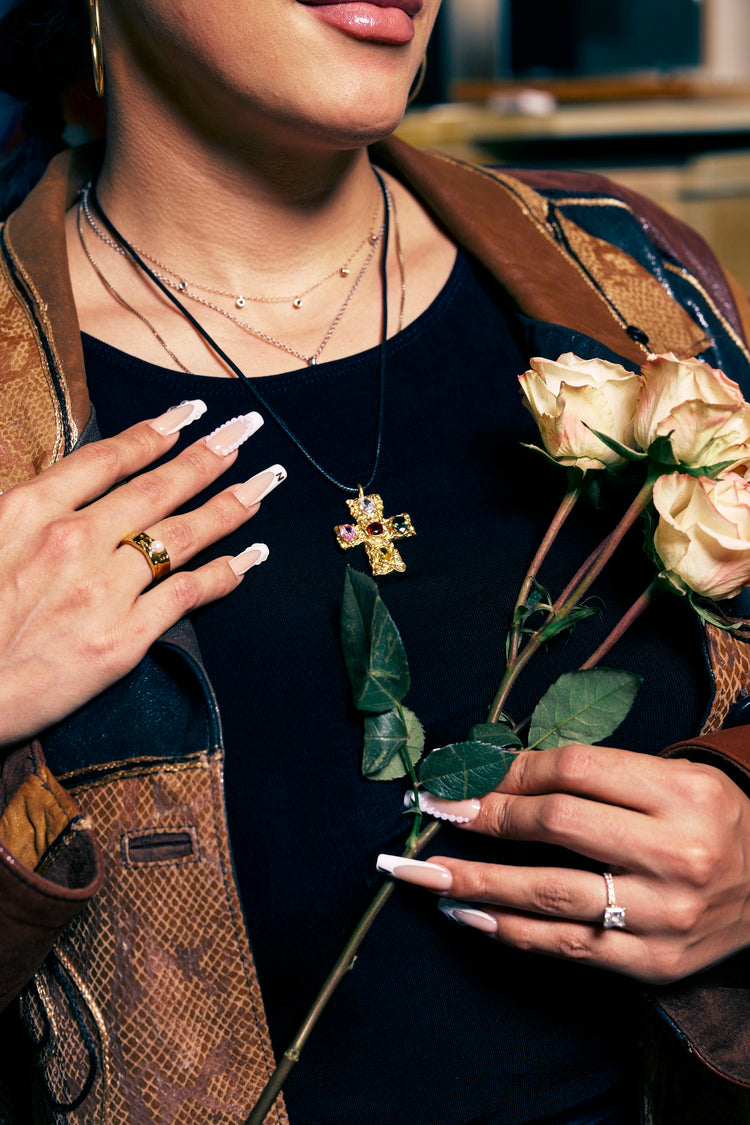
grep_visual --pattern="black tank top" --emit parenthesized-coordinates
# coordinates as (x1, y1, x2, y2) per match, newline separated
(83, 250, 707, 1124)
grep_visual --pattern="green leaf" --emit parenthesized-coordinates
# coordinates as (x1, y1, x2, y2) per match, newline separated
(341, 568, 410, 712)
(368, 707, 425, 781)
(468, 722, 522, 749)
(646, 434, 679, 468)
(520, 442, 576, 472)
(687, 591, 747, 632)
(535, 600, 601, 642)
(419, 741, 518, 800)
(586, 426, 646, 463)
(527, 669, 641, 750)
(363, 709, 407, 776)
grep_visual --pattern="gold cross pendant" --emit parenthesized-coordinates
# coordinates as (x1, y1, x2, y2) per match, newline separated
(334, 488, 416, 576)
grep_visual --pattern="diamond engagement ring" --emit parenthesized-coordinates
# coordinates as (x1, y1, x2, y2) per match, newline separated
(602, 872, 627, 930)
(119, 531, 171, 583)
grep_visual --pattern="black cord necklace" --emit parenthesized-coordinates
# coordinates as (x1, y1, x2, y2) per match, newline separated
(90, 170, 415, 575)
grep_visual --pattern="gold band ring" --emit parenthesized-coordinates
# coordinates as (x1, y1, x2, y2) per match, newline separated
(119, 531, 171, 583)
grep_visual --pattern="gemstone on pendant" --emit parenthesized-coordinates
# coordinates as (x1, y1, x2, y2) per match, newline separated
(366, 522, 384, 536)
(293, 297, 303, 309)
(340, 267, 351, 277)
(391, 515, 409, 535)
(178, 280, 188, 292)
(340, 525, 357, 543)
(359, 497, 376, 515)
(236, 296, 246, 308)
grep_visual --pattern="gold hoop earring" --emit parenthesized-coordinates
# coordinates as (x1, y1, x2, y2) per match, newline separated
(88, 0, 105, 98)
(407, 55, 427, 108)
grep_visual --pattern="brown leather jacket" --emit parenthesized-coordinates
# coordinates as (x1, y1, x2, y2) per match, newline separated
(2, 139, 750, 1124)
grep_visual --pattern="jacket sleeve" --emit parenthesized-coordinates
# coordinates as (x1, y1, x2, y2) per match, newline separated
(647, 726, 750, 1090)
(0, 741, 103, 1012)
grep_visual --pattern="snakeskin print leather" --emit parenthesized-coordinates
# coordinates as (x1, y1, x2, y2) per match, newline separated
(19, 749, 288, 1125)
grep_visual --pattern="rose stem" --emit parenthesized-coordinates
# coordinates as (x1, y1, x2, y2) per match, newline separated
(507, 483, 582, 664)
(244, 819, 442, 1125)
(578, 579, 663, 670)
(486, 476, 656, 723)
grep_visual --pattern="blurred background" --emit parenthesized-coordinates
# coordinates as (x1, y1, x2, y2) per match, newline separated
(401, 0, 750, 286)
(1, 0, 749, 285)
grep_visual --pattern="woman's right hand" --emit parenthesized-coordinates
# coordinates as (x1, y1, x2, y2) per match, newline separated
(0, 399, 284, 747)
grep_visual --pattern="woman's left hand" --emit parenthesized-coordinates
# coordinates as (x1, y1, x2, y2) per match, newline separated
(382, 743, 750, 983)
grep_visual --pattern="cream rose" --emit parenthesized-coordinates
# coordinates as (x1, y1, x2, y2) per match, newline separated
(519, 353, 641, 471)
(635, 353, 750, 469)
(653, 472, 750, 599)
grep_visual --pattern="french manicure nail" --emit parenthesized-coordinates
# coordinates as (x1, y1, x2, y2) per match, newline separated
(230, 543, 269, 577)
(404, 790, 481, 824)
(230, 464, 287, 508)
(438, 899, 498, 934)
(149, 399, 208, 435)
(205, 412, 264, 456)
(376, 854, 453, 890)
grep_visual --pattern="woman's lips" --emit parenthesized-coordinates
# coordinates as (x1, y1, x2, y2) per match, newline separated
(300, 2, 419, 45)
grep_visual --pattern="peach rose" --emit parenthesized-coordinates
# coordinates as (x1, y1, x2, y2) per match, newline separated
(653, 472, 750, 599)
(635, 353, 750, 469)
(519, 353, 641, 471)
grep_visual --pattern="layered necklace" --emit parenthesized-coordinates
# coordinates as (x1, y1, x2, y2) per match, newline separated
(81, 172, 415, 576)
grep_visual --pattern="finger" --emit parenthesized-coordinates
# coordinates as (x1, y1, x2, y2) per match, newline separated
(429, 858, 651, 932)
(470, 789, 666, 872)
(498, 743, 674, 814)
(97, 413, 264, 535)
(24, 401, 208, 511)
(115, 464, 286, 586)
(437, 906, 659, 981)
(132, 546, 268, 641)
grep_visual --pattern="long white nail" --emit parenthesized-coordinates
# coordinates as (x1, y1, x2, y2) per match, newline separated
(438, 899, 498, 934)
(230, 543, 269, 577)
(205, 412, 264, 456)
(376, 854, 453, 890)
(230, 465, 287, 508)
(404, 790, 481, 824)
(149, 399, 207, 435)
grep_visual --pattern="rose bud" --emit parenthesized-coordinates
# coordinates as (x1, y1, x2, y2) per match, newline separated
(635, 353, 750, 469)
(519, 353, 640, 471)
(653, 471, 750, 599)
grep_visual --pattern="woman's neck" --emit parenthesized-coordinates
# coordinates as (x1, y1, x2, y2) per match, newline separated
(96, 110, 381, 294)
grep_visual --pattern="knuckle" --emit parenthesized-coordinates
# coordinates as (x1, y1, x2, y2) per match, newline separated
(536, 794, 582, 839)
(666, 893, 702, 936)
(532, 875, 574, 917)
(674, 843, 718, 887)
(510, 921, 538, 955)
(552, 928, 592, 961)
(168, 571, 202, 613)
(41, 516, 88, 559)
(129, 471, 169, 505)
(675, 762, 727, 809)
(482, 797, 511, 838)
(163, 517, 196, 555)
(211, 493, 244, 532)
(555, 743, 597, 788)
(76, 438, 123, 476)
(182, 448, 216, 481)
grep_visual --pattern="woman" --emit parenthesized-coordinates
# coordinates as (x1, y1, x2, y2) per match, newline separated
(1, 0, 750, 1122)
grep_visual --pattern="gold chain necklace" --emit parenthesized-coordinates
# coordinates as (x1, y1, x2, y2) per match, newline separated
(82, 186, 386, 366)
(82, 190, 380, 310)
